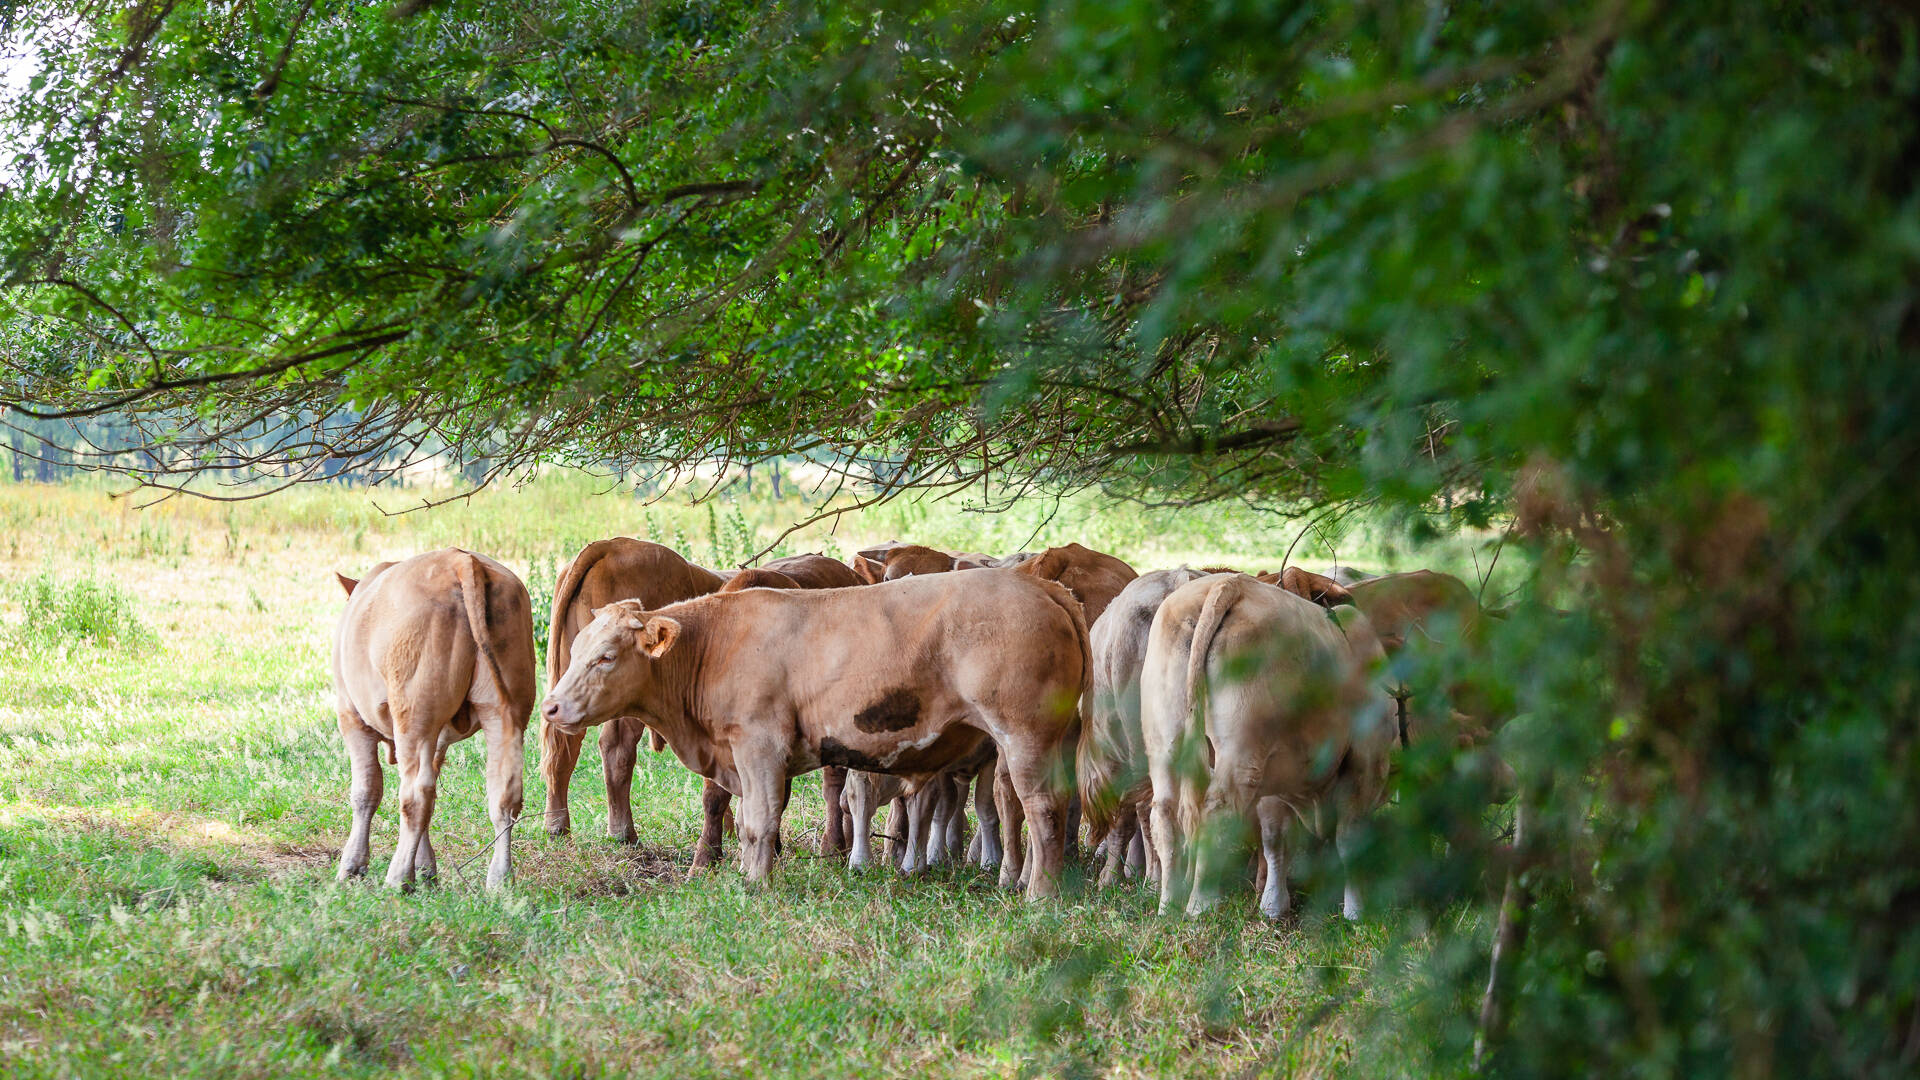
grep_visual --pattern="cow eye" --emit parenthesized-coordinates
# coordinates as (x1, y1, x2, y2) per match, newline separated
(597, 652, 616, 665)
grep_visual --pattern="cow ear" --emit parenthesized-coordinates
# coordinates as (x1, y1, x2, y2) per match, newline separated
(638, 616, 682, 659)
(334, 572, 359, 595)
(1282, 567, 1354, 609)
(853, 555, 885, 584)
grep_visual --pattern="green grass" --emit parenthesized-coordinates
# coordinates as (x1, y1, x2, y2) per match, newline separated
(0, 474, 1489, 1077)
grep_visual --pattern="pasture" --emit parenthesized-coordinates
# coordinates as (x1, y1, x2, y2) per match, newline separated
(0, 475, 1506, 1077)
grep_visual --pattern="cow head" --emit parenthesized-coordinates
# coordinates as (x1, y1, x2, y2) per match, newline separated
(879, 544, 956, 580)
(541, 599, 682, 734)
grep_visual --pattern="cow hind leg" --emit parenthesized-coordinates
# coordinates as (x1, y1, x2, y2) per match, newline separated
(845, 772, 878, 870)
(1149, 789, 1185, 915)
(999, 746, 1067, 901)
(692, 778, 731, 872)
(973, 768, 1002, 870)
(414, 732, 456, 886)
(821, 767, 849, 855)
(1256, 797, 1291, 920)
(1185, 775, 1253, 917)
(1098, 806, 1137, 888)
(336, 709, 383, 881)
(600, 719, 642, 844)
(477, 702, 526, 890)
(383, 726, 439, 892)
(902, 785, 932, 874)
(993, 758, 1026, 890)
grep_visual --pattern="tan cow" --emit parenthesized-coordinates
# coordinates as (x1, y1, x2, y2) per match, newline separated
(542, 538, 727, 842)
(331, 549, 536, 891)
(1016, 543, 1139, 626)
(1346, 569, 1511, 765)
(1079, 567, 1217, 886)
(542, 570, 1089, 896)
(709, 553, 866, 858)
(1142, 573, 1393, 919)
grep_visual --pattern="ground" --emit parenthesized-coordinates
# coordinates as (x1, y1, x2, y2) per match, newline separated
(0, 475, 1495, 1078)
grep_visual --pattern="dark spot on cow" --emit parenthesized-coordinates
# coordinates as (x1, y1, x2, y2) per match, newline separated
(854, 690, 920, 734)
(818, 737, 885, 771)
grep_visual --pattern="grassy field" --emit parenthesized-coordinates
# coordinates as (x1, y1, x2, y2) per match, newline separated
(0, 474, 1503, 1078)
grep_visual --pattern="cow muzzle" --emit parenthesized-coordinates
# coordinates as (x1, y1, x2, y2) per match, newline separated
(541, 696, 586, 734)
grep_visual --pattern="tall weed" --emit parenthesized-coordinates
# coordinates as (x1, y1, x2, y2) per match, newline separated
(7, 571, 153, 649)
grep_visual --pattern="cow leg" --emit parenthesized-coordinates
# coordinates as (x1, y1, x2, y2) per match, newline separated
(1064, 793, 1082, 862)
(383, 727, 438, 892)
(999, 746, 1067, 901)
(734, 758, 785, 885)
(1149, 787, 1184, 915)
(1257, 796, 1291, 919)
(773, 776, 792, 859)
(1127, 811, 1147, 878)
(414, 731, 456, 886)
(1140, 809, 1160, 884)
(945, 775, 969, 861)
(1185, 774, 1252, 917)
(692, 778, 731, 871)
(846, 771, 878, 870)
(902, 785, 931, 874)
(885, 796, 909, 869)
(600, 718, 642, 844)
(821, 766, 849, 855)
(336, 708, 383, 881)
(540, 722, 585, 837)
(974, 767, 1002, 870)
(993, 758, 1026, 890)
(478, 704, 526, 890)
(1098, 805, 1136, 888)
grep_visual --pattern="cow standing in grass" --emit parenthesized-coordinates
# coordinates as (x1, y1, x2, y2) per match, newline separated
(331, 549, 536, 891)
(1142, 572, 1394, 919)
(542, 570, 1089, 897)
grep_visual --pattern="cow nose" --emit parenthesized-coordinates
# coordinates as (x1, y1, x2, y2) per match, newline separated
(542, 700, 562, 722)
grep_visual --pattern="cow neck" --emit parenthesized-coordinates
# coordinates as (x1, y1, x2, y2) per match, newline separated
(633, 603, 720, 751)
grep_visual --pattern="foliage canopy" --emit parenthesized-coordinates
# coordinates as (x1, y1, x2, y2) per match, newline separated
(5, 1, 1919, 1075)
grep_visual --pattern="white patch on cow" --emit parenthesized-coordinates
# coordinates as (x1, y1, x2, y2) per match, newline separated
(879, 729, 944, 768)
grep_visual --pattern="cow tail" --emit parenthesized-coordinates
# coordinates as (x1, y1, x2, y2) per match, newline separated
(1182, 574, 1247, 746)
(539, 542, 602, 784)
(455, 551, 510, 704)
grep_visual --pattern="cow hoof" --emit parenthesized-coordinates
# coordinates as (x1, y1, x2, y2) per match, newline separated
(609, 826, 638, 845)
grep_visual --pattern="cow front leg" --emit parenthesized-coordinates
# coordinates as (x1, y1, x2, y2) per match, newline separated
(600, 718, 642, 844)
(336, 708, 383, 881)
(1098, 805, 1137, 888)
(539, 720, 585, 838)
(692, 778, 732, 872)
(733, 758, 786, 886)
(845, 771, 879, 870)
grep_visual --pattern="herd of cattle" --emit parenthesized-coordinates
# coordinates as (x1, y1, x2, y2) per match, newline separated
(329, 537, 1506, 918)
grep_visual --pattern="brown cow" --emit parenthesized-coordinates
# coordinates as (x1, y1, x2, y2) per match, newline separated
(1015, 543, 1139, 626)
(542, 539, 727, 842)
(1257, 566, 1357, 608)
(719, 567, 803, 592)
(1142, 573, 1394, 919)
(759, 553, 865, 590)
(1346, 569, 1509, 748)
(331, 549, 536, 891)
(542, 570, 1089, 896)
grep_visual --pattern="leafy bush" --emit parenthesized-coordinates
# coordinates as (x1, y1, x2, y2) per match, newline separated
(8, 572, 152, 650)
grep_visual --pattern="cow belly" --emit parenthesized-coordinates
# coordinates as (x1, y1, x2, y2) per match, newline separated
(814, 724, 986, 775)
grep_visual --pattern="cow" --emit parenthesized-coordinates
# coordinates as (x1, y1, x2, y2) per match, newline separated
(709, 553, 866, 858)
(542, 538, 726, 844)
(542, 569, 1090, 897)
(1142, 572, 1394, 920)
(331, 549, 536, 891)
(1322, 565, 1378, 587)
(1016, 543, 1139, 626)
(1079, 567, 1218, 887)
(1346, 569, 1512, 783)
